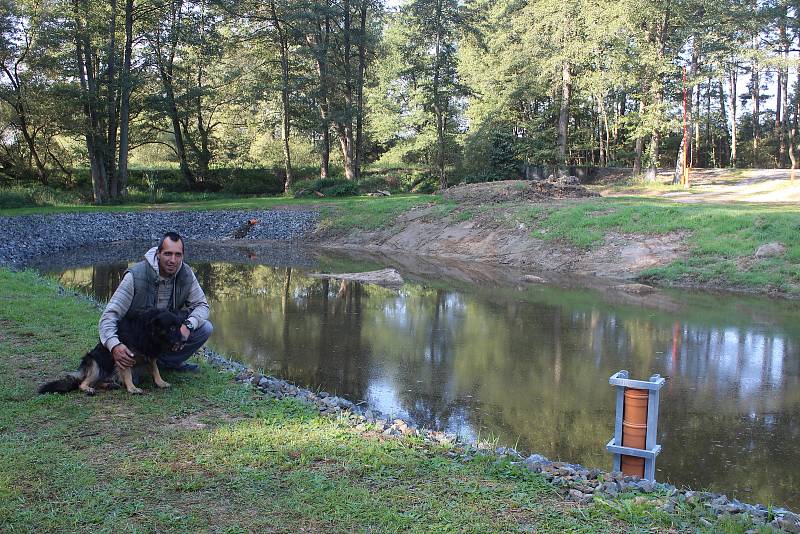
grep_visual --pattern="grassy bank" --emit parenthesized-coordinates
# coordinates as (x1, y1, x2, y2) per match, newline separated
(0, 269, 772, 533)
(515, 197, 800, 294)
(2, 190, 798, 295)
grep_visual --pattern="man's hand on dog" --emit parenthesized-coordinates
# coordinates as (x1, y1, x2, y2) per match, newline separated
(112, 343, 135, 368)
(171, 324, 191, 352)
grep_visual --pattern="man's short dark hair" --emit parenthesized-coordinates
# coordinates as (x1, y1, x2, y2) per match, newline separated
(157, 232, 184, 253)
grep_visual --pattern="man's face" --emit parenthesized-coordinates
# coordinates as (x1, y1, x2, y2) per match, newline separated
(157, 238, 184, 277)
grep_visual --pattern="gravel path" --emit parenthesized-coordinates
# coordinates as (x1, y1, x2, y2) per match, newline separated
(0, 209, 318, 267)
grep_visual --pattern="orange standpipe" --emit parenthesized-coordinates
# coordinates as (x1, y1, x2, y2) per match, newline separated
(621, 388, 649, 477)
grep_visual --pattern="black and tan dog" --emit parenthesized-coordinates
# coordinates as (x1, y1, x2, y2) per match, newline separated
(39, 308, 188, 395)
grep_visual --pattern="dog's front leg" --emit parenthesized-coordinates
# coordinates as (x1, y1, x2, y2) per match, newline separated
(79, 361, 101, 396)
(118, 366, 143, 394)
(149, 359, 171, 389)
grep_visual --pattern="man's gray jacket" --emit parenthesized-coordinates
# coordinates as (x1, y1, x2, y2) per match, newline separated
(99, 246, 210, 351)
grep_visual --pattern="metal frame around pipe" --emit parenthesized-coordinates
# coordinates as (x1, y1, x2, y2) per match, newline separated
(606, 370, 665, 482)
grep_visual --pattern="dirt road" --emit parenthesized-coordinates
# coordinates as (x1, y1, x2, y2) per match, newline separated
(603, 168, 800, 203)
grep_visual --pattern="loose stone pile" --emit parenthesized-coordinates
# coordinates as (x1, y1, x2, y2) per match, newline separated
(202, 345, 800, 533)
(0, 209, 318, 267)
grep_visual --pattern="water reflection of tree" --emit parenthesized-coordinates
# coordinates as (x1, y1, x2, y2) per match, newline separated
(393, 289, 464, 431)
(91, 264, 128, 301)
(59, 263, 128, 301)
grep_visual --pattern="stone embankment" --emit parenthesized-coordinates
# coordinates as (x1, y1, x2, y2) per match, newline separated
(0, 209, 317, 267)
(204, 347, 800, 533)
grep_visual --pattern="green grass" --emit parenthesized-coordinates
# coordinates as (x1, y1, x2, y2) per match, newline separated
(0, 268, 768, 533)
(515, 197, 800, 293)
(316, 194, 440, 230)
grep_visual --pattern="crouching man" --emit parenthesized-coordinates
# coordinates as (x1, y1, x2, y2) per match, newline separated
(99, 231, 212, 372)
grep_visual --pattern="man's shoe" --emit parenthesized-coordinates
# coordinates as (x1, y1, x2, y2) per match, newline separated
(166, 362, 200, 373)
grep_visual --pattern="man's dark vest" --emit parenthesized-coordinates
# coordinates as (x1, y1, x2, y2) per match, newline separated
(125, 260, 193, 315)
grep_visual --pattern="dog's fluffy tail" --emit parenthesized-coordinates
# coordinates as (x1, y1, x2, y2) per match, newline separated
(38, 373, 82, 394)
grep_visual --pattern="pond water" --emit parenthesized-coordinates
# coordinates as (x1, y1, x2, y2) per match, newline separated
(46, 246, 800, 508)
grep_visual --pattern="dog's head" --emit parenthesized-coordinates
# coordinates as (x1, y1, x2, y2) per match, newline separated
(145, 309, 189, 348)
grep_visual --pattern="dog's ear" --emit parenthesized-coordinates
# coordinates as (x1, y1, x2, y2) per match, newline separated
(142, 308, 163, 329)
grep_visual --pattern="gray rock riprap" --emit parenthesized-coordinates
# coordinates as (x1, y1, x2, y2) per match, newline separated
(201, 346, 799, 532)
(0, 209, 317, 267)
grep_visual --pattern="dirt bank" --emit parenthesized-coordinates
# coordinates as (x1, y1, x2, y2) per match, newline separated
(317, 181, 687, 282)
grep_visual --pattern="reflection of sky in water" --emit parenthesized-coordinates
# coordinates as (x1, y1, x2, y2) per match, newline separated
(366, 377, 406, 418)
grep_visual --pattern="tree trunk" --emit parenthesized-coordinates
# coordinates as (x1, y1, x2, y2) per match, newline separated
(337, 0, 356, 181)
(354, 0, 368, 180)
(633, 100, 643, 176)
(646, 128, 660, 182)
(674, 40, 696, 183)
(310, 10, 331, 180)
(779, 21, 789, 167)
(645, 11, 668, 182)
(320, 127, 330, 179)
(692, 77, 699, 166)
(673, 136, 685, 184)
(717, 79, 728, 166)
(789, 102, 797, 180)
(557, 60, 571, 173)
(432, 0, 446, 189)
(270, 0, 293, 192)
(337, 125, 355, 180)
(16, 113, 48, 185)
(164, 81, 194, 186)
(153, 0, 195, 187)
(74, 0, 108, 204)
(105, 0, 119, 198)
(117, 0, 134, 197)
(705, 76, 711, 166)
(727, 68, 737, 166)
(751, 57, 760, 158)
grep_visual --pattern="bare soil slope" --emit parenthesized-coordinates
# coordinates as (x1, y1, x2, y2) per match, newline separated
(322, 180, 686, 281)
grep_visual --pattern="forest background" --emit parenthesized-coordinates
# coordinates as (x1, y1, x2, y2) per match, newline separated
(1, 0, 798, 204)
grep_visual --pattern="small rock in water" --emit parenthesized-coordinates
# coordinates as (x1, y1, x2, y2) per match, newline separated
(520, 274, 547, 283)
(610, 283, 655, 295)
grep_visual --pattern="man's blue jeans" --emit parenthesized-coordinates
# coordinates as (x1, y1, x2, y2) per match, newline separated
(158, 321, 213, 369)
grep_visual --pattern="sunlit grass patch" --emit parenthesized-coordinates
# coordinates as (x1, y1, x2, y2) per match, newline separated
(519, 198, 800, 293)
(318, 194, 438, 230)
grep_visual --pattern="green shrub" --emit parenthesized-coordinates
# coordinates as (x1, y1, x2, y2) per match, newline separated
(357, 175, 392, 193)
(127, 168, 187, 191)
(125, 167, 287, 195)
(0, 188, 35, 209)
(215, 168, 284, 195)
(0, 184, 85, 209)
(404, 170, 437, 193)
(292, 177, 360, 197)
(321, 181, 359, 197)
